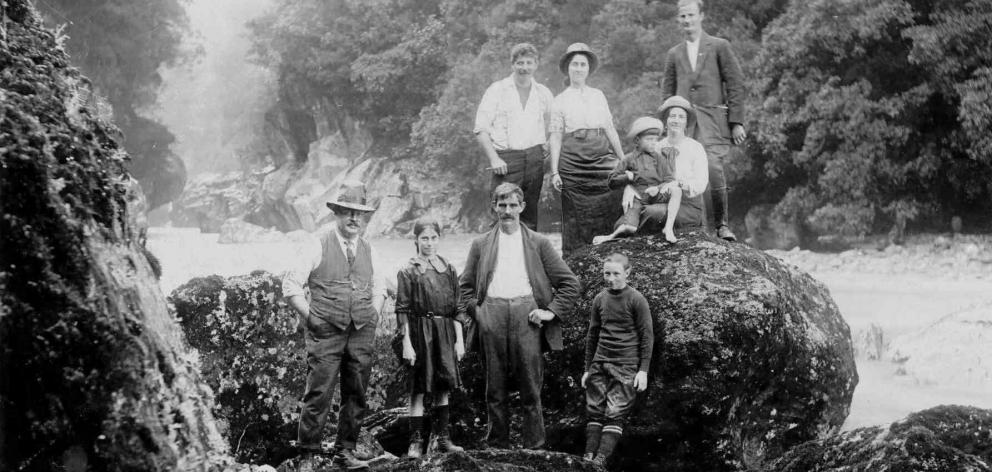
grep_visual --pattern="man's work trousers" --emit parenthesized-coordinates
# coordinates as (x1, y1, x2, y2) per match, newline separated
(476, 295, 546, 448)
(297, 318, 375, 451)
(490, 145, 545, 230)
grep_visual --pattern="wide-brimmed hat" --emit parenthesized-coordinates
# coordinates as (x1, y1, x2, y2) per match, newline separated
(559, 42, 599, 75)
(626, 116, 665, 139)
(657, 95, 697, 131)
(326, 180, 376, 213)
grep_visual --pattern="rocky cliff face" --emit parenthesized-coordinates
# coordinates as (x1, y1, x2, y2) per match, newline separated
(0, 3, 234, 470)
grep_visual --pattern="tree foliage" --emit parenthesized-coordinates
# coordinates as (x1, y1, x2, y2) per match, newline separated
(750, 0, 992, 236)
(251, 0, 992, 236)
(33, 0, 193, 208)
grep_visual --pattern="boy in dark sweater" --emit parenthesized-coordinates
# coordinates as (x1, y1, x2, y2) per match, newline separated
(582, 253, 654, 466)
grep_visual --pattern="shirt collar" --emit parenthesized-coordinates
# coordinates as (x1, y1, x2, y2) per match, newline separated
(335, 227, 358, 245)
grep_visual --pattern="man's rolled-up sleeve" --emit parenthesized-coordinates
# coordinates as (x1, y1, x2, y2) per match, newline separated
(282, 235, 321, 299)
(473, 83, 498, 135)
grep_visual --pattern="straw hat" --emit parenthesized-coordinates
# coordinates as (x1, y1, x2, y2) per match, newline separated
(657, 95, 697, 131)
(559, 42, 599, 75)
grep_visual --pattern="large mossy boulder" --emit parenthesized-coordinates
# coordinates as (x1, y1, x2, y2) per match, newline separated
(539, 232, 858, 471)
(0, 3, 234, 470)
(766, 405, 992, 471)
(169, 272, 407, 465)
(275, 449, 603, 472)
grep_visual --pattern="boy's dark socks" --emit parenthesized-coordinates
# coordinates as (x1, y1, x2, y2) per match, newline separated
(598, 424, 623, 460)
(584, 421, 604, 455)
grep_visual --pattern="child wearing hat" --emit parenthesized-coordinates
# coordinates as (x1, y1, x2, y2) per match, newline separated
(593, 116, 683, 244)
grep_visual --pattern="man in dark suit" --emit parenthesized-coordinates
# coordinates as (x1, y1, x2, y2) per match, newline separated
(661, 0, 747, 241)
(460, 182, 580, 449)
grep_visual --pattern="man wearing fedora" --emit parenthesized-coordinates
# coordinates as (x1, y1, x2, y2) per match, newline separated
(474, 42, 555, 230)
(460, 182, 580, 449)
(661, 0, 747, 241)
(283, 180, 385, 470)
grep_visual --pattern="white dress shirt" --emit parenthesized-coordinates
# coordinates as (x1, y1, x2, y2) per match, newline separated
(548, 86, 614, 134)
(282, 227, 386, 301)
(486, 228, 532, 298)
(474, 75, 554, 151)
(686, 37, 701, 71)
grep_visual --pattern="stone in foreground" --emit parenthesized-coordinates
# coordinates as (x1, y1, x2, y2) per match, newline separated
(766, 405, 992, 471)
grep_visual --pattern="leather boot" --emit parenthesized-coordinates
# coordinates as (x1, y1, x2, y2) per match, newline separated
(407, 416, 425, 458)
(712, 188, 737, 241)
(428, 405, 463, 454)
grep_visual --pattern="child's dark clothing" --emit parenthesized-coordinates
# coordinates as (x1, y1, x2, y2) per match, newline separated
(395, 256, 468, 394)
(585, 285, 654, 422)
(608, 147, 679, 229)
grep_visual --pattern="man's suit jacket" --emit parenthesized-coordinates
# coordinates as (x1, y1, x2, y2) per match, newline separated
(661, 31, 746, 144)
(459, 225, 580, 352)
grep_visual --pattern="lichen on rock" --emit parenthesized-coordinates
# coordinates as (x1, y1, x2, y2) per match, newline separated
(766, 405, 992, 471)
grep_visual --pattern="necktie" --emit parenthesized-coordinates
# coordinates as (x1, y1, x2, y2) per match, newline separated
(345, 241, 355, 265)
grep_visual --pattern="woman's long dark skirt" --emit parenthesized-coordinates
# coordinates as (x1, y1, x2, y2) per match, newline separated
(558, 130, 622, 255)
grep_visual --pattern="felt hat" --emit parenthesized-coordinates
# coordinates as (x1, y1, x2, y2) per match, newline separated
(326, 180, 376, 213)
(657, 95, 697, 131)
(559, 42, 599, 75)
(626, 116, 665, 139)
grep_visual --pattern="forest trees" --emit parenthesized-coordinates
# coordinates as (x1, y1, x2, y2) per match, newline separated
(250, 0, 991, 237)
(750, 0, 992, 236)
(33, 0, 193, 209)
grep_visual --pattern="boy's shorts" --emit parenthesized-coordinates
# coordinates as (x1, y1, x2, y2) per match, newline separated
(616, 191, 672, 229)
(585, 361, 639, 422)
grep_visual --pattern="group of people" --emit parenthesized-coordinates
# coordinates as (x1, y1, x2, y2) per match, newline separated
(475, 0, 746, 251)
(285, 181, 651, 470)
(283, 0, 746, 469)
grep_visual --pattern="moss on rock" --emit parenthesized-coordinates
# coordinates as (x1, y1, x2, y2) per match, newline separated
(0, 2, 232, 470)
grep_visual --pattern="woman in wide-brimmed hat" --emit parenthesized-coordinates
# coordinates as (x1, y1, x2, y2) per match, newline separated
(548, 42, 626, 255)
(626, 95, 709, 232)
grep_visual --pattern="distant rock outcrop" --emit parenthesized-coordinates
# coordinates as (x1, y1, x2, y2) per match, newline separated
(766, 405, 992, 471)
(0, 4, 233, 469)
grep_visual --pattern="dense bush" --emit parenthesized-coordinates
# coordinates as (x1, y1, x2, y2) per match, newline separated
(250, 0, 992, 238)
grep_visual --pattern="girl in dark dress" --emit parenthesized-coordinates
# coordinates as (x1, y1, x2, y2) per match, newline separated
(396, 218, 467, 458)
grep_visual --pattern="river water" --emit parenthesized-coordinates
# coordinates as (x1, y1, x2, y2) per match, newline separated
(147, 226, 992, 431)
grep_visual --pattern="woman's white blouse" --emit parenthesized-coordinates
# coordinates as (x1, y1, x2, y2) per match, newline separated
(549, 86, 614, 134)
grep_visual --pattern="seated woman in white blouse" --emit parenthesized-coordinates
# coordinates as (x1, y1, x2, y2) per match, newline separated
(623, 96, 709, 234)
(548, 43, 626, 256)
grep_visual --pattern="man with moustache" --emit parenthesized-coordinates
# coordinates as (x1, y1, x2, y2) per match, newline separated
(474, 43, 555, 230)
(283, 181, 385, 470)
(460, 182, 580, 449)
(661, 0, 747, 241)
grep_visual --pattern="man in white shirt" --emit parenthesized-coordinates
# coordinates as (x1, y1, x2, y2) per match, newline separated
(460, 183, 580, 449)
(661, 0, 748, 241)
(282, 181, 385, 470)
(474, 43, 555, 230)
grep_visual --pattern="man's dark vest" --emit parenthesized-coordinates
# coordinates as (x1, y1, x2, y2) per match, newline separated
(307, 231, 377, 330)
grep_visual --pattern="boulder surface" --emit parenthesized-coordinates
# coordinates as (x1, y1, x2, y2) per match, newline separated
(169, 272, 407, 465)
(0, 4, 233, 470)
(538, 232, 858, 471)
(766, 405, 992, 471)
